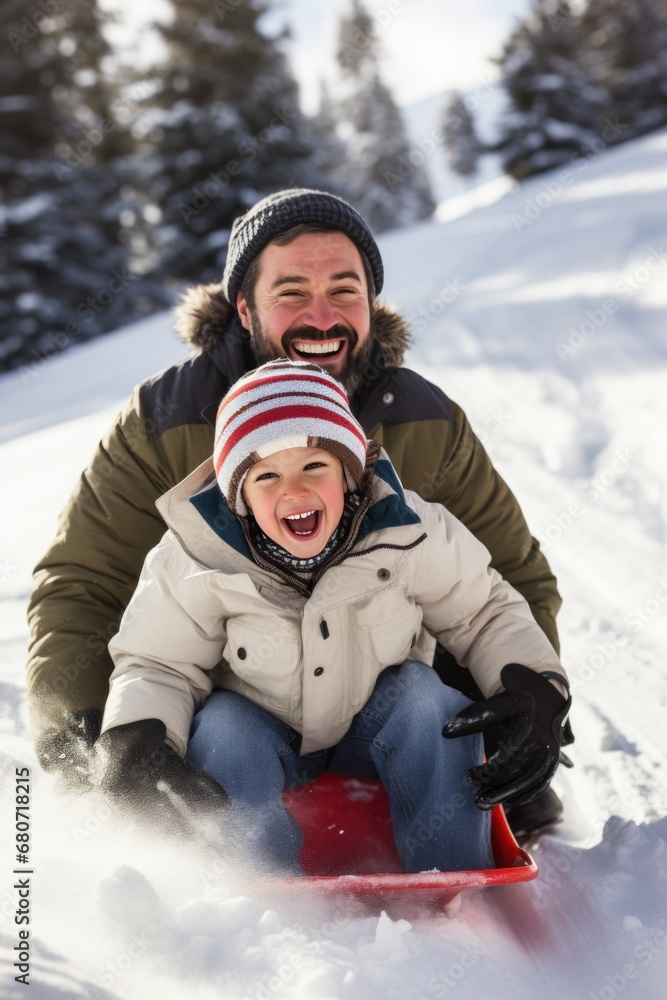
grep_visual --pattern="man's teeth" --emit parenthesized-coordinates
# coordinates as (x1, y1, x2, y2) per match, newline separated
(285, 511, 316, 520)
(293, 341, 341, 355)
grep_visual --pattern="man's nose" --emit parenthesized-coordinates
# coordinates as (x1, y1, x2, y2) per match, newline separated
(302, 295, 339, 332)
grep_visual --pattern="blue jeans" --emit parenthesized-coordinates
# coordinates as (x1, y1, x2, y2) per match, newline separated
(186, 660, 493, 874)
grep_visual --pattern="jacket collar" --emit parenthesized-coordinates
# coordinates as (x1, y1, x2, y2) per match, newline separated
(207, 314, 256, 384)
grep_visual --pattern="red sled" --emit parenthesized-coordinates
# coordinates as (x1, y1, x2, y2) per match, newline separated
(272, 772, 537, 909)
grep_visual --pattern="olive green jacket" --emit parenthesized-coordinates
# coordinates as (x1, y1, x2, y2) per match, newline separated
(27, 284, 561, 751)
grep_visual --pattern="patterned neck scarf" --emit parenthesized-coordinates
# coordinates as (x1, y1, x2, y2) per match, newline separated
(247, 489, 363, 578)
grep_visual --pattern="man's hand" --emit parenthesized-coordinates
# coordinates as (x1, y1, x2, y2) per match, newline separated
(92, 718, 229, 823)
(36, 709, 103, 791)
(442, 663, 573, 810)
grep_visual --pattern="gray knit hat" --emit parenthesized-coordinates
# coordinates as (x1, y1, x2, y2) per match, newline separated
(222, 188, 384, 307)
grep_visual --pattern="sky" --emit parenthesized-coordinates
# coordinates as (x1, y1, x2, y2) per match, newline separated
(100, 0, 532, 112)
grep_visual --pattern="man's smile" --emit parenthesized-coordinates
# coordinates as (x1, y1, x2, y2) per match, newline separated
(291, 339, 345, 359)
(292, 339, 342, 355)
(283, 325, 354, 366)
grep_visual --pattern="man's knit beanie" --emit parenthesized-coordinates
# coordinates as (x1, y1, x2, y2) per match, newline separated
(214, 359, 369, 516)
(221, 189, 384, 307)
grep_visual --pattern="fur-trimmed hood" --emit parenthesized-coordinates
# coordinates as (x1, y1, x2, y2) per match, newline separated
(173, 282, 412, 369)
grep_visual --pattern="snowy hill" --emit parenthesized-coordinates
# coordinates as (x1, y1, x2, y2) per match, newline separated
(2, 128, 667, 998)
(401, 83, 510, 206)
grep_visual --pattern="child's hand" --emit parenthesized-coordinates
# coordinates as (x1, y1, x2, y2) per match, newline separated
(442, 663, 573, 810)
(92, 718, 229, 823)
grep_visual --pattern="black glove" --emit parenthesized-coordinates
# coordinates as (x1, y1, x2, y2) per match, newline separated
(93, 718, 229, 825)
(442, 663, 573, 810)
(36, 708, 103, 791)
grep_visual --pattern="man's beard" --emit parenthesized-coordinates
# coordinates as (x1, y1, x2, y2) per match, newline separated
(248, 314, 374, 396)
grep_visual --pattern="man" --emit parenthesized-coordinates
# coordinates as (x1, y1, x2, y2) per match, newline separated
(27, 189, 568, 834)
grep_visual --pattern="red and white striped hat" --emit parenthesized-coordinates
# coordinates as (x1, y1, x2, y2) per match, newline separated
(214, 359, 369, 515)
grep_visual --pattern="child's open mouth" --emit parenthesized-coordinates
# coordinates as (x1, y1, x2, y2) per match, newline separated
(282, 510, 322, 537)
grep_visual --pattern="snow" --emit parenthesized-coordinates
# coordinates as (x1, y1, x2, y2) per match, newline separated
(0, 194, 54, 227)
(402, 82, 510, 206)
(2, 127, 667, 998)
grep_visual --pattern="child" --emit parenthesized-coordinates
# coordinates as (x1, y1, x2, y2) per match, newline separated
(98, 359, 570, 874)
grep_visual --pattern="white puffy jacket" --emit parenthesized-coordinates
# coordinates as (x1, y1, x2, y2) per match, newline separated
(102, 453, 566, 754)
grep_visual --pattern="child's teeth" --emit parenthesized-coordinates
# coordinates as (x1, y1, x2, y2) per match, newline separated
(284, 510, 319, 536)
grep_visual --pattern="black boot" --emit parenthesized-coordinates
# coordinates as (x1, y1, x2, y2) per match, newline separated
(504, 785, 563, 837)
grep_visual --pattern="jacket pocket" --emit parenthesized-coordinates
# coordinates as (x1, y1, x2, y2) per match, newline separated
(369, 609, 423, 667)
(224, 619, 301, 707)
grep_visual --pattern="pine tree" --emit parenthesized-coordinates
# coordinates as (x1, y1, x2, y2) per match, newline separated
(441, 92, 481, 179)
(494, 0, 667, 181)
(309, 81, 350, 196)
(494, 0, 607, 180)
(580, 0, 667, 141)
(136, 0, 324, 285)
(332, 0, 435, 233)
(0, 0, 163, 373)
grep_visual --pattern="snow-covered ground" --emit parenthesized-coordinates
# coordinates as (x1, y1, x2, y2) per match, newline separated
(2, 128, 667, 999)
